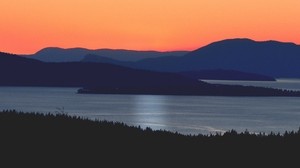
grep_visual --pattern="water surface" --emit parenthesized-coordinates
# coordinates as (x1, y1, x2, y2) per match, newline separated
(1, 85, 300, 135)
(202, 78, 300, 91)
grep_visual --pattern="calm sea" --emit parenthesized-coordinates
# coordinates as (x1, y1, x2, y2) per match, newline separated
(1, 79, 300, 135)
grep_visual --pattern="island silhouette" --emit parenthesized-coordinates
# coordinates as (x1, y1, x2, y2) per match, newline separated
(0, 51, 299, 96)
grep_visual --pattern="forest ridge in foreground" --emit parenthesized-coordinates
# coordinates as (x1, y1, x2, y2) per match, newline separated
(1, 110, 300, 166)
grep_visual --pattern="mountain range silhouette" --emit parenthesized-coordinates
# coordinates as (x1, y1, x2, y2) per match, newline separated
(1, 51, 299, 96)
(78, 38, 300, 78)
(25, 47, 188, 62)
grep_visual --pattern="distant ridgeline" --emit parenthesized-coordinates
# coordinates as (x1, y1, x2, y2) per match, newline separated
(0, 52, 299, 96)
(26, 39, 300, 79)
(79, 39, 300, 78)
(25, 48, 188, 62)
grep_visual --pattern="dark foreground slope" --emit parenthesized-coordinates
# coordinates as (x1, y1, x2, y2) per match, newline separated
(1, 110, 300, 166)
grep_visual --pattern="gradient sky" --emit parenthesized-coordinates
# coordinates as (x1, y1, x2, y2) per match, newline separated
(1, 0, 300, 54)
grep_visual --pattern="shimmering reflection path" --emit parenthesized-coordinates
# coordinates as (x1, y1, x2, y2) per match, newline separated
(1, 86, 300, 135)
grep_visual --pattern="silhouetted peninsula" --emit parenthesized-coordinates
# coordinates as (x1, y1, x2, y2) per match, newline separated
(0, 52, 197, 87)
(1, 52, 300, 96)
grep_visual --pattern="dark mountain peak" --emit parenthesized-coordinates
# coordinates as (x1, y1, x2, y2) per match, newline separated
(185, 38, 300, 59)
(32, 47, 93, 62)
(36, 47, 90, 54)
(35, 47, 62, 53)
(76, 38, 300, 78)
(197, 38, 299, 52)
(214, 38, 255, 44)
(185, 38, 257, 58)
(204, 38, 255, 47)
(178, 38, 300, 77)
(213, 38, 298, 45)
(35, 47, 91, 57)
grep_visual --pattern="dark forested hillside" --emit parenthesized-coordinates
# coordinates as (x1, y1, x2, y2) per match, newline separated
(0, 110, 299, 166)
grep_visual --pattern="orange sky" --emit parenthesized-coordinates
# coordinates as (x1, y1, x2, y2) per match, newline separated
(1, 0, 300, 54)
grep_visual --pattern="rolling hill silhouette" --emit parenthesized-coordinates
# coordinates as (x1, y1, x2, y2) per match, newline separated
(82, 54, 275, 81)
(181, 39, 300, 77)
(26, 47, 188, 62)
(82, 39, 300, 78)
(0, 52, 198, 88)
(1, 51, 299, 96)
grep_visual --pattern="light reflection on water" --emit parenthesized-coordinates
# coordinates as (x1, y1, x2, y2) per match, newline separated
(132, 95, 168, 129)
(202, 78, 300, 91)
(0, 85, 300, 135)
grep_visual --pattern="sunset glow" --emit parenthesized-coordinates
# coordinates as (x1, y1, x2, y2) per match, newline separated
(1, 0, 300, 54)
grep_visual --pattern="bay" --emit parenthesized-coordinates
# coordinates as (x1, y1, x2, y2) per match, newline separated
(1, 83, 300, 135)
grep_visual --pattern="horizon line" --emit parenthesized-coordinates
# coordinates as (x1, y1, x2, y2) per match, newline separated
(5, 37, 300, 55)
